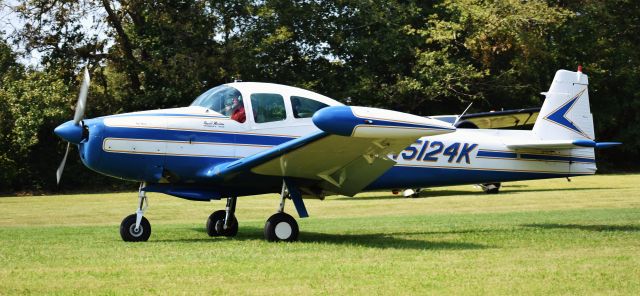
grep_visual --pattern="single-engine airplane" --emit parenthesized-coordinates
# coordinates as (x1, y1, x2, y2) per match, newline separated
(54, 68, 620, 242)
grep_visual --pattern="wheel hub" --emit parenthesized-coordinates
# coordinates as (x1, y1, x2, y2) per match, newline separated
(129, 224, 143, 237)
(274, 222, 292, 239)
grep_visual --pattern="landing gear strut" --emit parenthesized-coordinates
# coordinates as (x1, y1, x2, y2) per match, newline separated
(203, 180, 307, 242)
(120, 183, 151, 242)
(264, 181, 301, 242)
(206, 197, 238, 237)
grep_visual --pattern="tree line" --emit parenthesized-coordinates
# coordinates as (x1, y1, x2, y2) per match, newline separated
(1, 0, 638, 194)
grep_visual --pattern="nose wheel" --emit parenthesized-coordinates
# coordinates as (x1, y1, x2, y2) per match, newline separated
(120, 183, 151, 242)
(120, 214, 151, 242)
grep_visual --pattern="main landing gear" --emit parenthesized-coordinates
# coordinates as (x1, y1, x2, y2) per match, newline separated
(205, 179, 307, 242)
(479, 183, 501, 194)
(120, 183, 151, 242)
(206, 197, 238, 237)
(263, 182, 301, 242)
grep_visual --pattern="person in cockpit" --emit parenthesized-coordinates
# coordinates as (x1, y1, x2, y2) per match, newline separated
(225, 95, 246, 123)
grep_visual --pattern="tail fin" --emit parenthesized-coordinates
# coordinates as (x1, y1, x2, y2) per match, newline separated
(533, 69, 595, 141)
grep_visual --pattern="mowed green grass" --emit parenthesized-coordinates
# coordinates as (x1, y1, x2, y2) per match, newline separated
(1, 174, 639, 295)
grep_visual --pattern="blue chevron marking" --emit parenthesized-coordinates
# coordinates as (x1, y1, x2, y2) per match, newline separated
(544, 90, 586, 136)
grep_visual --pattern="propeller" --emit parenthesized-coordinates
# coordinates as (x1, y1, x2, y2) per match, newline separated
(73, 68, 90, 124)
(55, 67, 91, 185)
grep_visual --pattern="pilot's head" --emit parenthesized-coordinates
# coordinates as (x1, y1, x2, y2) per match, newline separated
(225, 97, 233, 107)
(232, 96, 242, 106)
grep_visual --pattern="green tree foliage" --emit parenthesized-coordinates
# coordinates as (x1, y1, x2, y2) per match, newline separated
(0, 38, 73, 191)
(551, 0, 640, 169)
(1, 0, 638, 192)
(406, 0, 571, 113)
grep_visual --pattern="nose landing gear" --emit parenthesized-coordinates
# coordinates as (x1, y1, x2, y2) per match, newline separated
(120, 183, 151, 242)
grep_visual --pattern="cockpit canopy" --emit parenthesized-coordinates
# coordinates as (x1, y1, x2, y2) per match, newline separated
(191, 85, 242, 116)
(191, 83, 341, 124)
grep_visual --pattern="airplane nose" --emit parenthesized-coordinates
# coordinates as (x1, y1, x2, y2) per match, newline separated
(54, 120, 84, 144)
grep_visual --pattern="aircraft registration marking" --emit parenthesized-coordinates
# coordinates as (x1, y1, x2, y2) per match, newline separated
(396, 140, 478, 164)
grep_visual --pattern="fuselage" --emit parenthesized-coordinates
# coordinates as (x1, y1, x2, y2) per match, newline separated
(74, 108, 595, 198)
(56, 81, 597, 199)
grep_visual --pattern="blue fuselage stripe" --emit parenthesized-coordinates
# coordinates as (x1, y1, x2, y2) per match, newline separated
(110, 113, 227, 119)
(477, 150, 518, 159)
(106, 127, 294, 146)
(519, 154, 595, 163)
(477, 150, 594, 163)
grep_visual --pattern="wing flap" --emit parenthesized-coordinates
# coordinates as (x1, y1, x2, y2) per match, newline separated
(251, 134, 413, 196)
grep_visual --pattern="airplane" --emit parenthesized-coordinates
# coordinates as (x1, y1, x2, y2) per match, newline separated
(54, 67, 620, 242)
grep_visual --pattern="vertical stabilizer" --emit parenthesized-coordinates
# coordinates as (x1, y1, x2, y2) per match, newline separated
(533, 69, 595, 141)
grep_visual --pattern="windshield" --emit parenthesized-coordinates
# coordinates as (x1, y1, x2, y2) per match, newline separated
(190, 85, 243, 115)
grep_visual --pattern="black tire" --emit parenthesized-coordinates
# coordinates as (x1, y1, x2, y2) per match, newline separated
(264, 212, 299, 242)
(206, 210, 238, 237)
(120, 214, 151, 242)
(482, 183, 501, 194)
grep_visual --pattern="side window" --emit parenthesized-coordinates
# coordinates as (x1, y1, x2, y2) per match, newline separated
(251, 93, 286, 123)
(290, 96, 329, 118)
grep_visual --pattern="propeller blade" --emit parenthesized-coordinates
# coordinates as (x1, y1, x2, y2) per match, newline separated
(56, 142, 71, 185)
(73, 68, 90, 124)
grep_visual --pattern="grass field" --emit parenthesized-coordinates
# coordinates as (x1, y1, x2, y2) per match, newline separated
(1, 174, 639, 295)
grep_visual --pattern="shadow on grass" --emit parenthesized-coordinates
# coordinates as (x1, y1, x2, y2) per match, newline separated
(150, 226, 491, 250)
(342, 190, 484, 201)
(499, 187, 617, 194)
(522, 223, 640, 232)
(341, 186, 616, 201)
(501, 184, 529, 188)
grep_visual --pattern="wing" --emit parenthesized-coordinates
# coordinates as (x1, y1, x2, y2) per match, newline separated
(201, 106, 455, 196)
(433, 107, 540, 129)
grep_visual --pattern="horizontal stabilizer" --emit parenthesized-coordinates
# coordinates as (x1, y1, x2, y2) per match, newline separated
(506, 139, 622, 150)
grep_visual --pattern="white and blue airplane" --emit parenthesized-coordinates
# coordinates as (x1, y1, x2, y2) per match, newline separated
(54, 68, 619, 242)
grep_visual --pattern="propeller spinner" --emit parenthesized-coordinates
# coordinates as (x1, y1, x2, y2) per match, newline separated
(54, 68, 90, 185)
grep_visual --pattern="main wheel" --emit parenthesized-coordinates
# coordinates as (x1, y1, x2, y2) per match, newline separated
(482, 183, 501, 194)
(120, 214, 151, 242)
(264, 212, 299, 242)
(206, 210, 238, 237)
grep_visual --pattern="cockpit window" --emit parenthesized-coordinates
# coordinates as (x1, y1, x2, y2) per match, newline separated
(291, 96, 329, 118)
(190, 86, 244, 119)
(251, 93, 286, 123)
